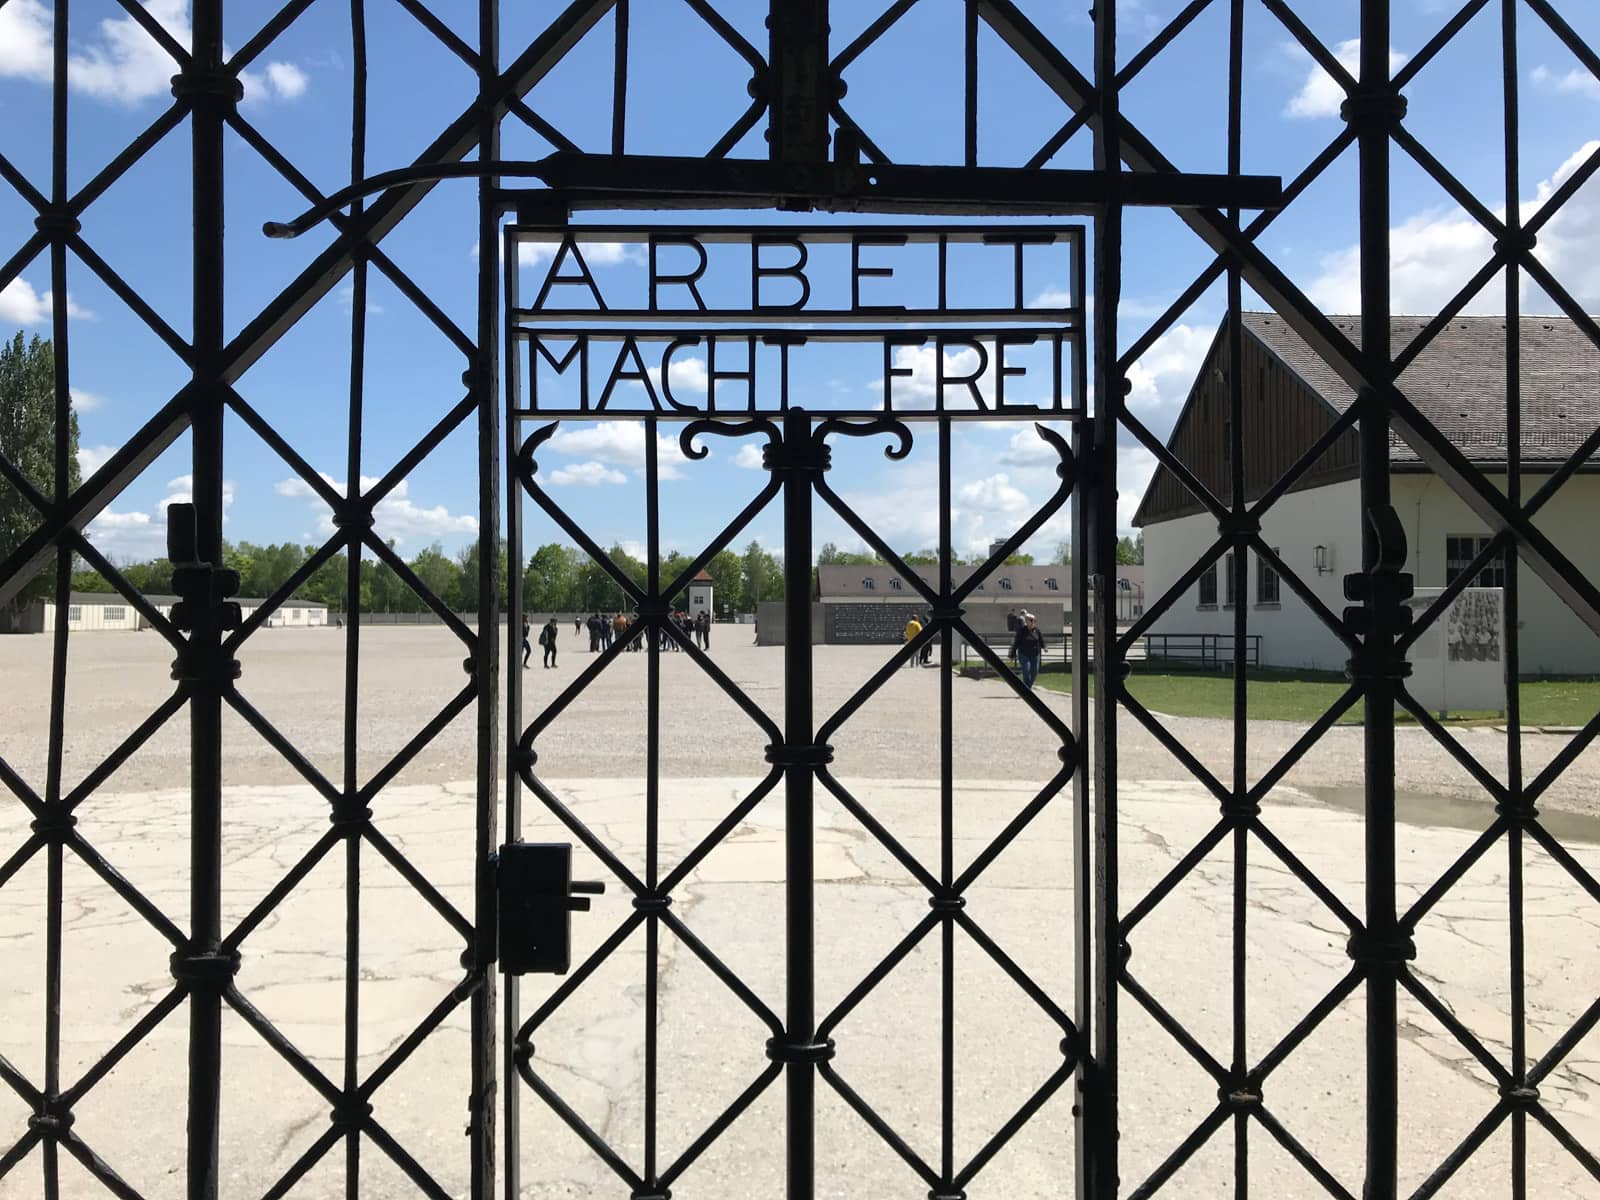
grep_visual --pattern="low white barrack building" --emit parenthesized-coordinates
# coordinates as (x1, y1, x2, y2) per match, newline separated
(12, 592, 329, 633)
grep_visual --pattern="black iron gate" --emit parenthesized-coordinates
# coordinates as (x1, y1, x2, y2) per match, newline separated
(2, 1, 1600, 1198)
(500, 219, 1099, 1198)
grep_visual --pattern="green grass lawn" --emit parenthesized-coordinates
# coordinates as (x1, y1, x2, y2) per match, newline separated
(1030, 664, 1600, 726)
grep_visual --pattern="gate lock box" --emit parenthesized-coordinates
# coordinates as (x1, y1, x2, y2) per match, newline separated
(496, 842, 604, 975)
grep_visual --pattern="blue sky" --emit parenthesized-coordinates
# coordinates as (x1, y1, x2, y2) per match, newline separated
(4, 0, 1599, 569)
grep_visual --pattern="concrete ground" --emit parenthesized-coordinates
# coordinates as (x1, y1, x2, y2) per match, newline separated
(1, 626, 1598, 1198)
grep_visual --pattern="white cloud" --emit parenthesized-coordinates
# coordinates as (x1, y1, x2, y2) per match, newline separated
(1285, 39, 1408, 120)
(997, 422, 1072, 469)
(1307, 140, 1600, 315)
(84, 472, 236, 559)
(663, 354, 708, 393)
(239, 60, 311, 105)
(733, 443, 765, 470)
(545, 460, 627, 487)
(545, 421, 692, 481)
(1118, 443, 1159, 534)
(86, 507, 162, 560)
(0, 277, 91, 325)
(517, 239, 639, 268)
(618, 352, 710, 403)
(159, 473, 235, 517)
(265, 61, 307, 99)
(472, 238, 642, 269)
(275, 472, 476, 545)
(0, 0, 51, 83)
(335, 281, 384, 316)
(1532, 65, 1600, 101)
(872, 341, 995, 409)
(71, 388, 104, 412)
(957, 473, 1029, 517)
(0, 0, 308, 107)
(1126, 324, 1215, 426)
(90, 509, 152, 531)
(77, 444, 117, 476)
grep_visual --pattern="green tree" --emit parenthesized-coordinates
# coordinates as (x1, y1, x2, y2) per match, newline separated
(450, 541, 481, 612)
(741, 540, 782, 606)
(705, 548, 745, 614)
(1051, 540, 1072, 566)
(122, 558, 176, 596)
(1115, 535, 1141, 566)
(816, 542, 879, 566)
(71, 569, 113, 593)
(1, 333, 80, 629)
(409, 542, 459, 608)
(524, 542, 579, 613)
(302, 551, 348, 612)
(361, 546, 412, 612)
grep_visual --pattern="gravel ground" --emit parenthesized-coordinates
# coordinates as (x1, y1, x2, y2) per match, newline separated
(2, 625, 1597, 825)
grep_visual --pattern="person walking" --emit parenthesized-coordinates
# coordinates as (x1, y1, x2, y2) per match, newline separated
(919, 614, 934, 666)
(1011, 610, 1047, 690)
(1005, 608, 1020, 664)
(539, 617, 558, 668)
(588, 613, 602, 653)
(701, 610, 712, 650)
(613, 611, 628, 650)
(600, 613, 613, 651)
(521, 616, 532, 669)
(574, 615, 582, 636)
(903, 612, 923, 668)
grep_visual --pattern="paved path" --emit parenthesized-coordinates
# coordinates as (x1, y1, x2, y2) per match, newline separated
(2, 627, 1598, 819)
(2, 628, 1599, 1196)
(1, 776, 1597, 1198)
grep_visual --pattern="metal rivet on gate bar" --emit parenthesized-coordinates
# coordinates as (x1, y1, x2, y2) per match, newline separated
(765, 1036, 835, 1064)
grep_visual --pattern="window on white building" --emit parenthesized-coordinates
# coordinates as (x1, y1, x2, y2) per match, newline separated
(1045, 577, 1058, 590)
(1445, 535, 1504, 588)
(1256, 550, 1280, 605)
(889, 578, 902, 591)
(999, 577, 1013, 591)
(1198, 564, 1217, 607)
(104, 607, 125, 621)
(68, 606, 82, 622)
(1223, 552, 1237, 607)
(862, 578, 875, 590)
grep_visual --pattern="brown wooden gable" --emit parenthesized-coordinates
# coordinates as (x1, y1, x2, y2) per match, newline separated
(1131, 323, 1362, 527)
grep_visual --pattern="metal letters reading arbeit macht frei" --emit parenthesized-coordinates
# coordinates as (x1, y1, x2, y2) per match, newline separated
(506, 225, 1087, 419)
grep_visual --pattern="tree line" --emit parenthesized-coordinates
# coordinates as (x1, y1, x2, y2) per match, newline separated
(68, 538, 788, 617)
(63, 531, 1142, 616)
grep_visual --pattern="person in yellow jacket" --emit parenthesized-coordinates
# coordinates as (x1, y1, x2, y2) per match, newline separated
(903, 614, 923, 668)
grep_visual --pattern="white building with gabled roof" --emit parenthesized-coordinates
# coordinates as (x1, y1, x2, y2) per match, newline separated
(1135, 313, 1600, 675)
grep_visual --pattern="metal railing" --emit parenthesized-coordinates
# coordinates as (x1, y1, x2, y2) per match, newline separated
(1142, 633, 1262, 671)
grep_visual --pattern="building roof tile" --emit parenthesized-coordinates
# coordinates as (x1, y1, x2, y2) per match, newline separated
(1242, 312, 1600, 465)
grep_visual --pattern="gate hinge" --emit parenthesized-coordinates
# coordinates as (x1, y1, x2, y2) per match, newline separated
(495, 842, 604, 976)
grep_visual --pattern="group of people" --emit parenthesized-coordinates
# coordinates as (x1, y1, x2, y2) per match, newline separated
(522, 610, 714, 668)
(901, 608, 1050, 690)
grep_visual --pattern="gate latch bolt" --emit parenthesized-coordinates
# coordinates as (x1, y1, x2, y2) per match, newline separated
(495, 842, 604, 976)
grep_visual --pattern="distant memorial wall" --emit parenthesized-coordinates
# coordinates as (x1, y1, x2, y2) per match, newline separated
(755, 601, 1066, 646)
